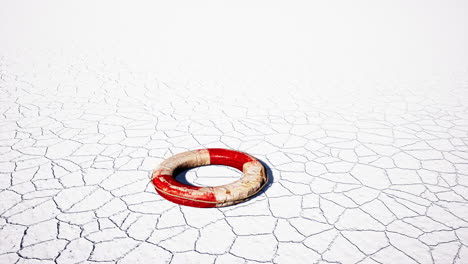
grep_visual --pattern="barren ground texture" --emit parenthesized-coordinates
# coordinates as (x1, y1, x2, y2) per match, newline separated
(0, 50, 468, 264)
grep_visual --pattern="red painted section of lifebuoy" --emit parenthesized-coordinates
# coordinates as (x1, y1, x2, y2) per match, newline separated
(152, 174, 217, 208)
(155, 189, 217, 208)
(154, 174, 201, 191)
(208, 148, 254, 171)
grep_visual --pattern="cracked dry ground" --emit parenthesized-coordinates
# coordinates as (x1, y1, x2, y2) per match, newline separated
(1, 55, 468, 264)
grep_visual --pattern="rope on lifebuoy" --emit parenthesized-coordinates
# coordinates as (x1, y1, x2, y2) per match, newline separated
(151, 148, 268, 208)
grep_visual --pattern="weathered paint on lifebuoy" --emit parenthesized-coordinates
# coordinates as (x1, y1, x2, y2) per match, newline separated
(151, 149, 268, 208)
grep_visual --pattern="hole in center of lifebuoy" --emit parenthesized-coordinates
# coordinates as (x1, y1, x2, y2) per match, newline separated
(175, 165, 243, 187)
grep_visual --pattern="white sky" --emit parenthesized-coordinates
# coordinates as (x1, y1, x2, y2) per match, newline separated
(1, 0, 467, 92)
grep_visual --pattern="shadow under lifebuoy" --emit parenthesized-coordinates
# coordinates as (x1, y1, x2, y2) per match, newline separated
(173, 167, 197, 186)
(172, 158, 274, 200)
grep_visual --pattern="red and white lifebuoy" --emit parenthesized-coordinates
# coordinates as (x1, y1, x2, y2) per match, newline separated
(151, 148, 268, 208)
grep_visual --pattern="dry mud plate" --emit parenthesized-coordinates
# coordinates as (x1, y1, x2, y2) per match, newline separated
(1, 1, 468, 264)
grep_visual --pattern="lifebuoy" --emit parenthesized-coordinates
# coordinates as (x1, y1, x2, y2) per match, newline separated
(151, 148, 268, 208)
